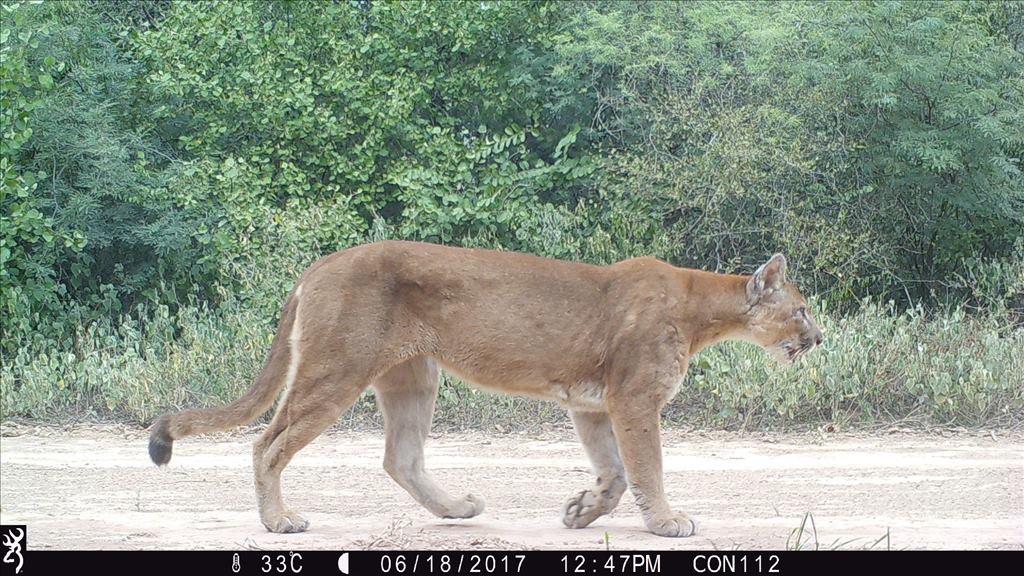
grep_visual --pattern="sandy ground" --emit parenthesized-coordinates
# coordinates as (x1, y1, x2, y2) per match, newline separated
(0, 424, 1021, 551)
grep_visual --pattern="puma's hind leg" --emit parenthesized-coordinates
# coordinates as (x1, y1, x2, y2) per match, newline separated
(252, 369, 368, 533)
(562, 410, 627, 529)
(374, 357, 484, 519)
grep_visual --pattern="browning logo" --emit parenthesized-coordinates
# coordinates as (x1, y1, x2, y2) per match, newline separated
(0, 526, 25, 575)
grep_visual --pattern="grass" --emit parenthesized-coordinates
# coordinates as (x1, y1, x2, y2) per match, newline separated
(787, 512, 893, 551)
(667, 300, 1024, 429)
(1, 297, 1021, 430)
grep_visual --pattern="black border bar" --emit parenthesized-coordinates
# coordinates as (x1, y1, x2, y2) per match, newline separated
(9, 550, 1017, 576)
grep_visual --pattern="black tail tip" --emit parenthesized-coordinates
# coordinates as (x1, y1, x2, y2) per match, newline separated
(148, 416, 174, 466)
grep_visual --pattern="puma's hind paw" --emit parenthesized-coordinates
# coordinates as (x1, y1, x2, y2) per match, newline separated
(261, 510, 310, 533)
(440, 494, 485, 519)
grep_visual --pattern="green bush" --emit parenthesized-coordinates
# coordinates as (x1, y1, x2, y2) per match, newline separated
(672, 300, 1023, 428)
(1, 297, 266, 422)
(3, 297, 1020, 428)
(1, 1, 214, 354)
(553, 0, 1023, 305)
(131, 1, 595, 263)
(2, 1, 1021, 429)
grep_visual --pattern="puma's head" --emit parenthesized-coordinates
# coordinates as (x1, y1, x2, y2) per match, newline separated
(744, 254, 823, 365)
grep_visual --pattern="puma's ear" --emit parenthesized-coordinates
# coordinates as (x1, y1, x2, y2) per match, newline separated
(746, 253, 787, 304)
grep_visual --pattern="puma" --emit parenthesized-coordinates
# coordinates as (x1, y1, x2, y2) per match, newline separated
(149, 240, 823, 537)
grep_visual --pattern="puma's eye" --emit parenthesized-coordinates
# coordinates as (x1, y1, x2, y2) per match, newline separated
(795, 307, 807, 319)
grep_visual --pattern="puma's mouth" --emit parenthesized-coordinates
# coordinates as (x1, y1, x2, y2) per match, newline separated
(779, 338, 819, 364)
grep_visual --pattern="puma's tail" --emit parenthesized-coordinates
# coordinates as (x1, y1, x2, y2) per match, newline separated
(148, 289, 301, 466)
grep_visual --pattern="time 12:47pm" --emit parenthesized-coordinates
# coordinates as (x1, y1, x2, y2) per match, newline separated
(561, 554, 661, 574)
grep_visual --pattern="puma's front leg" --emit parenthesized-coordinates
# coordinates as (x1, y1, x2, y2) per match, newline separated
(607, 403, 697, 537)
(562, 410, 627, 529)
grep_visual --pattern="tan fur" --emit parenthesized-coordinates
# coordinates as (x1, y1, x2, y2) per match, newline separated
(149, 241, 823, 536)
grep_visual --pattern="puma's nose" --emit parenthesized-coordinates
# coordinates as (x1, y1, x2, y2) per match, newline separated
(814, 334, 823, 346)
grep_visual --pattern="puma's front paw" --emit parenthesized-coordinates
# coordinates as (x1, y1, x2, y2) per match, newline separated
(562, 490, 608, 529)
(261, 510, 310, 533)
(646, 512, 698, 537)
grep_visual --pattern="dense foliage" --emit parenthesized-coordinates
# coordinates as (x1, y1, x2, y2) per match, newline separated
(2, 1, 1021, 426)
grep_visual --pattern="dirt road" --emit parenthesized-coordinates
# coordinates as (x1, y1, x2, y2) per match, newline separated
(1, 425, 1021, 550)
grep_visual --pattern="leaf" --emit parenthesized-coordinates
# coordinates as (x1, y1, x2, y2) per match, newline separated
(553, 126, 580, 159)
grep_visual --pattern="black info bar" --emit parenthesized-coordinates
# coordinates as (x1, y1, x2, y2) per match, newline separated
(4, 550, 1009, 576)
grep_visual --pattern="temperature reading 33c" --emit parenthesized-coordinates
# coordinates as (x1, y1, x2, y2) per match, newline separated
(261, 552, 303, 573)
